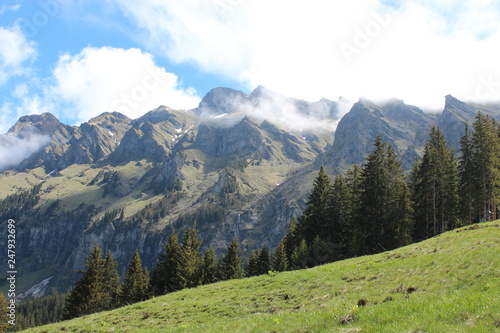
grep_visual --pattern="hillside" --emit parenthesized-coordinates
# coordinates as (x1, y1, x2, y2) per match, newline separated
(23, 222, 500, 333)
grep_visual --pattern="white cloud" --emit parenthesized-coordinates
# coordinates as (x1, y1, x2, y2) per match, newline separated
(0, 132, 50, 170)
(0, 24, 37, 84)
(111, 0, 500, 110)
(0, 4, 21, 15)
(51, 46, 201, 124)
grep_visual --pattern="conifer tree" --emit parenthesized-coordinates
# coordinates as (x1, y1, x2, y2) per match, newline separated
(121, 249, 150, 305)
(412, 127, 459, 240)
(151, 230, 183, 295)
(353, 135, 413, 255)
(272, 241, 288, 272)
(221, 238, 244, 280)
(179, 223, 202, 288)
(330, 173, 356, 259)
(102, 250, 121, 309)
(297, 166, 332, 245)
(257, 245, 271, 274)
(282, 218, 299, 263)
(470, 113, 500, 221)
(245, 249, 260, 277)
(199, 247, 219, 284)
(290, 239, 309, 269)
(459, 123, 475, 224)
(64, 244, 119, 319)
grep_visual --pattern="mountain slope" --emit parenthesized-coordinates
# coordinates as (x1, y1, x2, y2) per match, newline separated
(24, 222, 500, 333)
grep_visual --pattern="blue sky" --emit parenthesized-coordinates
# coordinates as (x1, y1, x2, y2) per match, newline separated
(1, 0, 499, 132)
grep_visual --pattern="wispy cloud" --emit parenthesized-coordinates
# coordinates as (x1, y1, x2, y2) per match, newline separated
(0, 24, 37, 84)
(0, 132, 50, 170)
(110, 0, 500, 109)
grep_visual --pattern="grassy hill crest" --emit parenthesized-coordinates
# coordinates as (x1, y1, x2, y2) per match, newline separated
(23, 221, 500, 333)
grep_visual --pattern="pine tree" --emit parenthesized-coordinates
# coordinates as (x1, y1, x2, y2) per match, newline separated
(179, 223, 202, 288)
(297, 166, 332, 245)
(471, 113, 500, 221)
(257, 245, 271, 274)
(282, 218, 299, 263)
(64, 244, 119, 319)
(459, 123, 475, 224)
(272, 242, 288, 272)
(150, 230, 183, 295)
(354, 135, 413, 255)
(412, 127, 459, 240)
(221, 238, 244, 280)
(245, 249, 260, 277)
(330, 173, 356, 259)
(102, 250, 121, 309)
(199, 247, 219, 285)
(121, 249, 150, 305)
(0, 292, 9, 332)
(290, 238, 309, 269)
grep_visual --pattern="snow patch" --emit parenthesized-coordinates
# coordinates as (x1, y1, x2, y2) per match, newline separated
(210, 113, 228, 119)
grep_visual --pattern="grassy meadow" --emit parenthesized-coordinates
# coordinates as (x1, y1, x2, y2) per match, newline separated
(23, 222, 500, 333)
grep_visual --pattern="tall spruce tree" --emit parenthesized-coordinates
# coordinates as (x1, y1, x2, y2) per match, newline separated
(221, 238, 244, 280)
(290, 238, 309, 269)
(353, 135, 413, 255)
(459, 123, 475, 224)
(297, 166, 332, 245)
(470, 113, 500, 221)
(102, 251, 121, 309)
(330, 173, 356, 259)
(179, 223, 202, 288)
(121, 249, 150, 305)
(272, 242, 288, 272)
(412, 127, 459, 240)
(282, 218, 300, 264)
(246, 249, 260, 277)
(257, 245, 272, 274)
(64, 244, 120, 319)
(151, 230, 183, 295)
(199, 247, 219, 285)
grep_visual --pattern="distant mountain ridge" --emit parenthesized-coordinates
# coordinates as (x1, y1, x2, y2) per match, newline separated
(0, 86, 499, 296)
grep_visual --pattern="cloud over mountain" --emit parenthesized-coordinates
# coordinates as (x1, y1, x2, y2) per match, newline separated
(111, 0, 500, 109)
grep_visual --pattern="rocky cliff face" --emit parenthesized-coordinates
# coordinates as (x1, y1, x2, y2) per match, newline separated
(0, 87, 499, 297)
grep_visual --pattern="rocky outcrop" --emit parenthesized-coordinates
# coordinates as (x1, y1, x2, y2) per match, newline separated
(325, 98, 437, 171)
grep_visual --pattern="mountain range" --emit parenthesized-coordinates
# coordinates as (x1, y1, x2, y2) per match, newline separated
(1, 86, 499, 296)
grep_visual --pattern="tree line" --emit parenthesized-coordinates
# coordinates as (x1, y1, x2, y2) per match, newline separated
(281, 112, 499, 268)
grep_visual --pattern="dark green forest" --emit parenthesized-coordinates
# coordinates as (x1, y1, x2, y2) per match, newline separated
(2, 112, 499, 331)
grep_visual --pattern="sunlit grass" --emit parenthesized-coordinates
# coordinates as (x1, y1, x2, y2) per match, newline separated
(24, 222, 500, 332)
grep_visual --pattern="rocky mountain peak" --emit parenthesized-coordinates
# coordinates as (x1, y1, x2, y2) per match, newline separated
(198, 87, 248, 114)
(8, 112, 65, 138)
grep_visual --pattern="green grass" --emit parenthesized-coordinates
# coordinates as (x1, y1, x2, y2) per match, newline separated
(23, 222, 500, 333)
